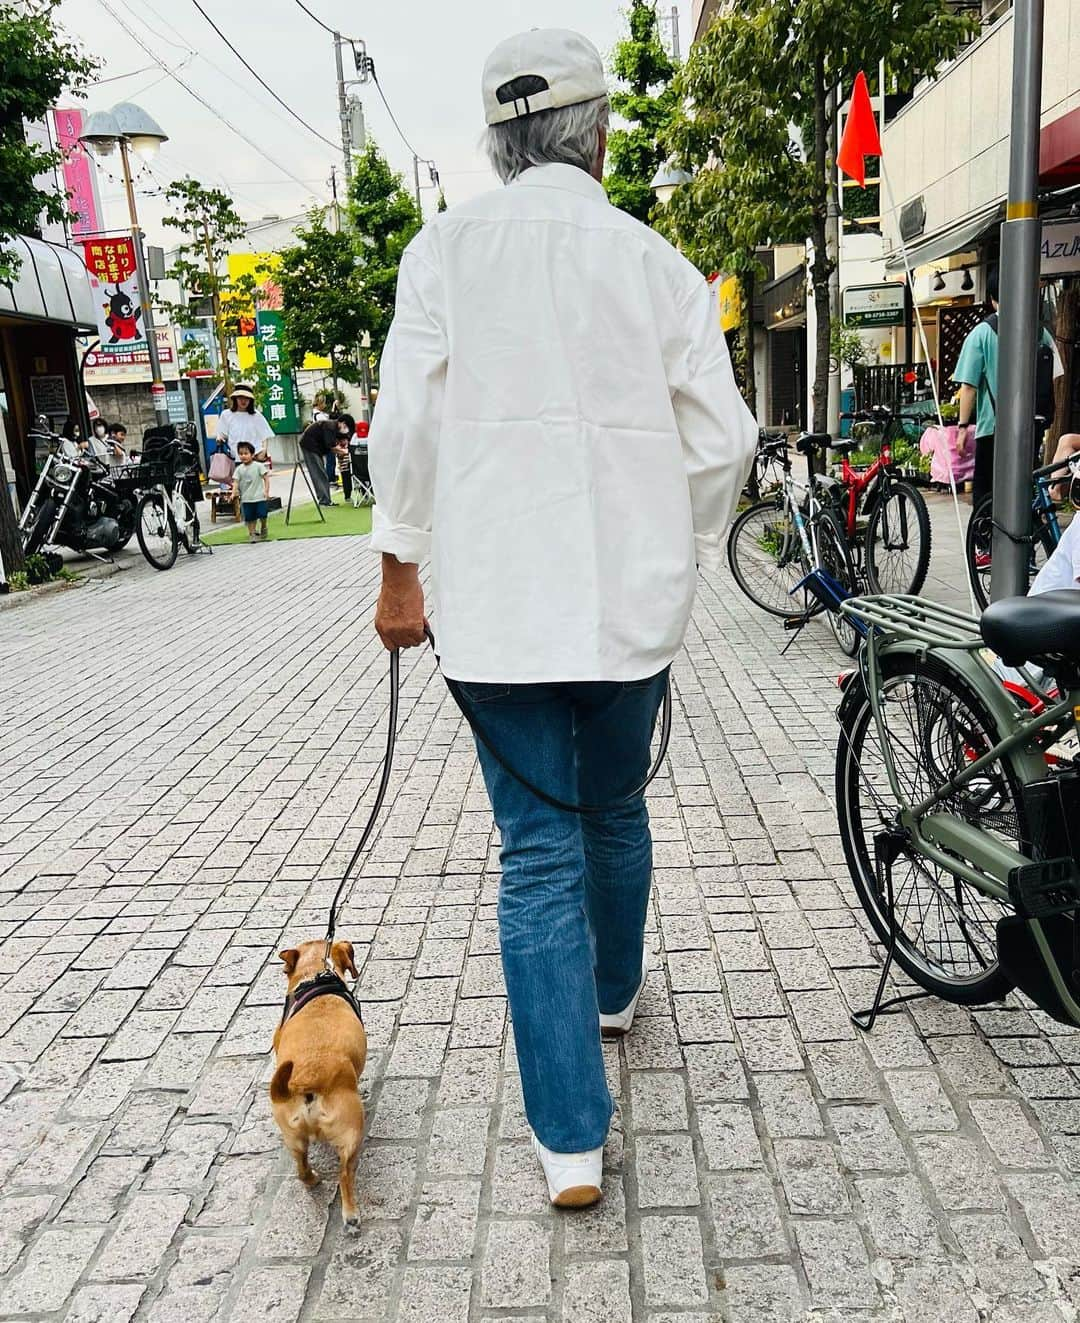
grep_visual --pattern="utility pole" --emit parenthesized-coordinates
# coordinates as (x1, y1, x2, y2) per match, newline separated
(412, 155, 422, 214)
(992, 0, 1044, 602)
(826, 88, 842, 438)
(334, 32, 353, 188)
(669, 5, 681, 62)
(329, 165, 340, 232)
(201, 218, 231, 395)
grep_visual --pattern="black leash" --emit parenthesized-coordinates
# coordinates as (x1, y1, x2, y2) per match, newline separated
(324, 633, 673, 951)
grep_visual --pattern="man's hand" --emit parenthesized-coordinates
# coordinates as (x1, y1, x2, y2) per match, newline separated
(375, 554, 426, 650)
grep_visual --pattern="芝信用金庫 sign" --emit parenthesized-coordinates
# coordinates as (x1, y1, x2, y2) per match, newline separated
(254, 311, 301, 434)
(80, 238, 146, 355)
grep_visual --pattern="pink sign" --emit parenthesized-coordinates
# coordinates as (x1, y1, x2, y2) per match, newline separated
(52, 108, 101, 237)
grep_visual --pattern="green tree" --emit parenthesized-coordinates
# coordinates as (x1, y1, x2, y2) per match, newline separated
(665, 0, 976, 430)
(349, 140, 422, 362)
(0, 0, 95, 577)
(278, 208, 369, 383)
(160, 177, 253, 390)
(604, 0, 677, 223)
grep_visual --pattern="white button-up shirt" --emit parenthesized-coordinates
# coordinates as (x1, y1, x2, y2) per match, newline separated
(370, 162, 758, 683)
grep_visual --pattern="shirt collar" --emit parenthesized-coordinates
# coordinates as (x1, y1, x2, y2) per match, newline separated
(509, 163, 609, 205)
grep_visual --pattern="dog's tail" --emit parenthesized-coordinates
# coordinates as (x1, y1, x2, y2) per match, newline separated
(269, 1060, 294, 1103)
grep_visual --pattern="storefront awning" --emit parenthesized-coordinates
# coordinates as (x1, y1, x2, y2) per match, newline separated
(0, 235, 96, 333)
(884, 204, 1003, 274)
(1041, 105, 1080, 187)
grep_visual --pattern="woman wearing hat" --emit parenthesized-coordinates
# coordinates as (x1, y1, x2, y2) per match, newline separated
(218, 384, 273, 463)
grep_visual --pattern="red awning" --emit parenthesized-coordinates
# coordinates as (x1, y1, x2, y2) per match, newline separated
(1041, 106, 1080, 187)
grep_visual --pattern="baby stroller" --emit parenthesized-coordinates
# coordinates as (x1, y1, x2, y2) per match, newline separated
(350, 421, 374, 507)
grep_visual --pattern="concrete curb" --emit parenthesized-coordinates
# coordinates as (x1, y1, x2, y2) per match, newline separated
(0, 558, 127, 612)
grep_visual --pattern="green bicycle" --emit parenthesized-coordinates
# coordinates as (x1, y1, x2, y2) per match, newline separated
(835, 590, 1080, 1026)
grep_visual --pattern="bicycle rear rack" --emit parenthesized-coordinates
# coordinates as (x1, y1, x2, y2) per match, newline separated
(840, 594, 983, 650)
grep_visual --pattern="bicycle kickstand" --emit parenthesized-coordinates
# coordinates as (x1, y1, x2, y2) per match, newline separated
(851, 829, 933, 1032)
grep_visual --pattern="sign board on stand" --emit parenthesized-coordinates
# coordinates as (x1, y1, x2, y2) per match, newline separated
(255, 311, 301, 434)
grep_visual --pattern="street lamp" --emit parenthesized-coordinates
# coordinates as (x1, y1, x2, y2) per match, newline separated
(651, 161, 692, 206)
(80, 102, 171, 428)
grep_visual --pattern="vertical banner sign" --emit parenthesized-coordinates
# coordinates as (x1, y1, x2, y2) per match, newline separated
(255, 311, 301, 433)
(51, 108, 103, 237)
(81, 237, 147, 356)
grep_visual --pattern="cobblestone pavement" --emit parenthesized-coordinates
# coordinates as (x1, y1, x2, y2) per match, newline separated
(1, 521, 1078, 1323)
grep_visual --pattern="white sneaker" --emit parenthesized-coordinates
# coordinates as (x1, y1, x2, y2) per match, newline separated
(532, 1134, 603, 1208)
(598, 953, 650, 1039)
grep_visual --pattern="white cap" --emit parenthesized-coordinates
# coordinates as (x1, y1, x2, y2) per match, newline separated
(482, 29, 607, 126)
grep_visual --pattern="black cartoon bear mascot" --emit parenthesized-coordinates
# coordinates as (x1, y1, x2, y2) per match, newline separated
(105, 288, 142, 344)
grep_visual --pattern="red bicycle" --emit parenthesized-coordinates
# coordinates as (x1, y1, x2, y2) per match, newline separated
(816, 406, 932, 596)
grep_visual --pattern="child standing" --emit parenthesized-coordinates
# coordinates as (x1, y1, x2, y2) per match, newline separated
(231, 440, 271, 543)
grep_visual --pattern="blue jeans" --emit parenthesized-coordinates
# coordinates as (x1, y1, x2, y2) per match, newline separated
(457, 669, 668, 1152)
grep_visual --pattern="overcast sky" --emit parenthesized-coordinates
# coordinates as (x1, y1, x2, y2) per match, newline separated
(56, 0, 685, 245)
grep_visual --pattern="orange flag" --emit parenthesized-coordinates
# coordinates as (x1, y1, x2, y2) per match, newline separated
(837, 71, 882, 188)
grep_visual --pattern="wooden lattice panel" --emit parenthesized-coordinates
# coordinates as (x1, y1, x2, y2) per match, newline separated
(940, 305, 989, 387)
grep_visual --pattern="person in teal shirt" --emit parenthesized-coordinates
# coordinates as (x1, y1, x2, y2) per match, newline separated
(954, 269, 1061, 514)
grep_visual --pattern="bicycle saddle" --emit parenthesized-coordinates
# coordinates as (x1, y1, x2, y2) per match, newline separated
(796, 433, 832, 455)
(981, 589, 1080, 668)
(830, 438, 859, 456)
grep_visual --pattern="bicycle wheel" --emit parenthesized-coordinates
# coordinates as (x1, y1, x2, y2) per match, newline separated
(727, 497, 817, 618)
(836, 651, 1027, 1002)
(815, 508, 860, 656)
(865, 481, 932, 596)
(136, 491, 178, 570)
(965, 495, 1056, 610)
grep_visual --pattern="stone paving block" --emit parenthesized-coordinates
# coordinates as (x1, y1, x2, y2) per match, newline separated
(794, 1219, 879, 1310)
(357, 1143, 418, 1221)
(672, 991, 733, 1044)
(196, 1154, 275, 1227)
(734, 1017, 803, 1072)
(696, 1102, 764, 1170)
(855, 1173, 945, 1259)
(754, 1071, 824, 1137)
(397, 1264, 472, 1323)
(143, 1121, 229, 1190)
(427, 1107, 491, 1176)
(829, 1103, 909, 1173)
(315, 1224, 402, 1321)
(704, 1171, 787, 1258)
(92, 1192, 189, 1280)
(0, 1194, 53, 1272)
(630, 1071, 689, 1131)
(5, 1225, 103, 1313)
(369, 1078, 431, 1139)
(481, 1221, 551, 1308)
(66, 1284, 145, 1323)
(915, 1135, 1005, 1211)
(775, 1138, 851, 1214)
(232, 1266, 311, 1323)
(563, 1260, 632, 1323)
(1004, 1171, 1080, 1258)
(968, 1097, 1052, 1169)
(951, 1213, 1048, 1303)
(884, 1068, 959, 1131)
(562, 1174, 629, 1254)
(894, 1260, 979, 1323)
(640, 1215, 709, 1307)
(721, 1264, 805, 1323)
(408, 1178, 481, 1260)
(634, 1132, 701, 1207)
(57, 1153, 145, 1223)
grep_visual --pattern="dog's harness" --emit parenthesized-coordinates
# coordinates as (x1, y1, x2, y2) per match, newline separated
(280, 970, 364, 1027)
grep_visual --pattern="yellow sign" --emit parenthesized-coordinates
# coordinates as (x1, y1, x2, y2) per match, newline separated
(226, 251, 331, 373)
(718, 275, 742, 334)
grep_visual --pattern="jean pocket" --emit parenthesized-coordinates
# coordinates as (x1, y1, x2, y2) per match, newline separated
(456, 682, 512, 706)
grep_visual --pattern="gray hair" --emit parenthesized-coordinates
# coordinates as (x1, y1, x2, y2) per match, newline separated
(485, 96, 610, 184)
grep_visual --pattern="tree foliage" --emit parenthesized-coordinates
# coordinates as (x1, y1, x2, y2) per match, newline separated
(663, 0, 976, 428)
(604, 0, 677, 223)
(277, 208, 368, 383)
(0, 0, 96, 285)
(349, 140, 421, 359)
(161, 177, 255, 386)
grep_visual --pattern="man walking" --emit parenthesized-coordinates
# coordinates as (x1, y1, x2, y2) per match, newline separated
(370, 28, 756, 1208)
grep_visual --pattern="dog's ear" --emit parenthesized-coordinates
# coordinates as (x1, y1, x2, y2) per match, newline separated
(331, 940, 358, 979)
(278, 948, 300, 976)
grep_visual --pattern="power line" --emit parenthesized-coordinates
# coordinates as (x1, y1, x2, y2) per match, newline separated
(291, 0, 338, 36)
(186, 0, 340, 152)
(94, 0, 326, 201)
(368, 63, 423, 161)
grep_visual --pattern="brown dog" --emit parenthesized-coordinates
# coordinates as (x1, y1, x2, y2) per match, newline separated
(270, 940, 367, 1223)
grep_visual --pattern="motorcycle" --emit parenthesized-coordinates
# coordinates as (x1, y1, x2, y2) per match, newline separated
(18, 416, 136, 558)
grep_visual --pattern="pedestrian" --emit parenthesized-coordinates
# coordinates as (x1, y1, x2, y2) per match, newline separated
(954, 269, 1063, 557)
(230, 440, 271, 543)
(370, 28, 756, 1208)
(299, 414, 352, 506)
(109, 422, 128, 456)
(218, 384, 274, 463)
(89, 418, 113, 461)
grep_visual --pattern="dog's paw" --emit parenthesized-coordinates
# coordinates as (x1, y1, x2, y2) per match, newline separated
(299, 1170, 321, 1187)
(341, 1207, 361, 1228)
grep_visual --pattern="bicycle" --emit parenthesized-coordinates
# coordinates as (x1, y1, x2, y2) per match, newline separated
(835, 589, 1080, 1027)
(965, 455, 1078, 609)
(745, 428, 790, 501)
(834, 406, 933, 597)
(728, 431, 860, 655)
(122, 428, 211, 571)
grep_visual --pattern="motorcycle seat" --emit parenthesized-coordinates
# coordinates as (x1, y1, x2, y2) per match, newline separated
(981, 589, 1080, 668)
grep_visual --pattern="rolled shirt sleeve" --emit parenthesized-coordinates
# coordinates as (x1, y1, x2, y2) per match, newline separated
(669, 277, 759, 573)
(369, 242, 448, 565)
